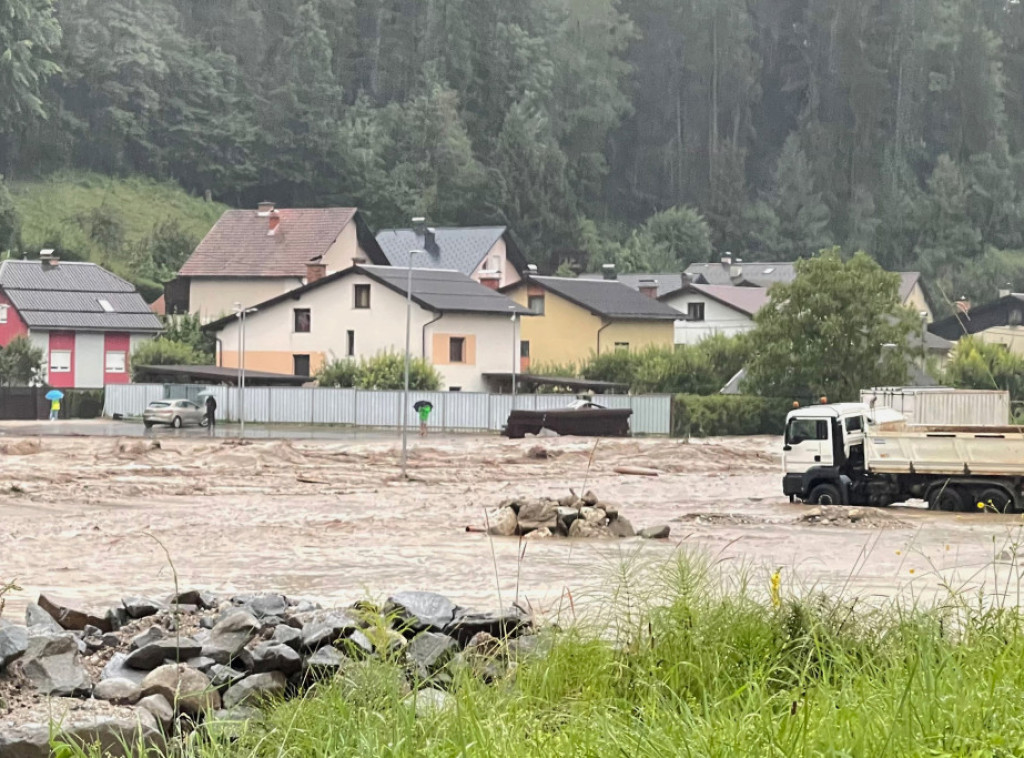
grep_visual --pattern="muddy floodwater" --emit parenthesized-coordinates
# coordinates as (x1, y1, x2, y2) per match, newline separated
(3, 431, 1024, 621)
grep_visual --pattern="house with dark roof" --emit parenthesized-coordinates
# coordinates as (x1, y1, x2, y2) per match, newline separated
(204, 265, 529, 392)
(0, 254, 162, 388)
(501, 276, 678, 368)
(375, 223, 527, 290)
(660, 283, 770, 345)
(175, 202, 387, 321)
(929, 293, 1024, 355)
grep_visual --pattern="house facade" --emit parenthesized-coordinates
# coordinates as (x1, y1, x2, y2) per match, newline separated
(206, 265, 529, 392)
(175, 203, 387, 321)
(503, 276, 678, 368)
(660, 284, 769, 345)
(0, 256, 162, 389)
(929, 294, 1024, 355)
(376, 224, 527, 290)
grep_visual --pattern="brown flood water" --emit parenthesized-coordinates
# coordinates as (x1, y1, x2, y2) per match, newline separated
(2, 433, 1024, 622)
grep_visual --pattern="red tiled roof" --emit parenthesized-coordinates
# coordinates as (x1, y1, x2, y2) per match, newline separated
(179, 208, 359, 278)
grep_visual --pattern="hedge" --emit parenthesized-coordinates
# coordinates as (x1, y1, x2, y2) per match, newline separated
(62, 389, 104, 419)
(671, 394, 794, 437)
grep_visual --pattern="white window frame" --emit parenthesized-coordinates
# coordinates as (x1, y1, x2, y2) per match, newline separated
(50, 350, 71, 374)
(105, 351, 127, 374)
(0, 305, 8, 324)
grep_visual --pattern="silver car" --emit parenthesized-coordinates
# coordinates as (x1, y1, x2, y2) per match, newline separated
(143, 399, 208, 429)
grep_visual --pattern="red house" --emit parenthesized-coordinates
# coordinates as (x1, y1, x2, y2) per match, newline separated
(0, 254, 162, 388)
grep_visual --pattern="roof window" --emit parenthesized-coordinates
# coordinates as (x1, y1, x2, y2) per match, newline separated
(98, 299, 114, 312)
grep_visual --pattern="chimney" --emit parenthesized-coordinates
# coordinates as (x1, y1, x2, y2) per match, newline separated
(268, 210, 281, 235)
(306, 261, 327, 283)
(721, 253, 732, 266)
(257, 201, 275, 215)
(526, 264, 538, 276)
(39, 249, 59, 268)
(424, 227, 436, 250)
(999, 284, 1012, 298)
(730, 258, 743, 280)
(412, 217, 427, 236)
(956, 297, 971, 315)
(638, 278, 658, 298)
(479, 272, 500, 290)
(602, 263, 617, 280)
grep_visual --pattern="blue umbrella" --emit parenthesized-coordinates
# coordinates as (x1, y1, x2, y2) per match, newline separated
(45, 390, 64, 401)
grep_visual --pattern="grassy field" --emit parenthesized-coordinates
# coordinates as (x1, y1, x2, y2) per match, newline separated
(59, 551, 1024, 758)
(8, 172, 227, 297)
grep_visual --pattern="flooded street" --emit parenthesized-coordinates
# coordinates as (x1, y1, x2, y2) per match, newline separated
(2, 430, 1024, 622)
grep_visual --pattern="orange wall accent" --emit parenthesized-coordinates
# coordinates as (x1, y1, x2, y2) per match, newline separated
(431, 334, 476, 366)
(220, 351, 326, 375)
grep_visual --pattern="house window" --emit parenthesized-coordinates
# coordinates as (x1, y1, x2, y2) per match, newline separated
(520, 341, 530, 358)
(528, 295, 545, 315)
(347, 330, 355, 357)
(354, 284, 371, 309)
(105, 352, 126, 374)
(0, 305, 8, 324)
(449, 337, 466, 363)
(687, 302, 706, 322)
(293, 308, 311, 333)
(614, 342, 629, 352)
(450, 387, 462, 392)
(293, 355, 311, 376)
(50, 350, 71, 373)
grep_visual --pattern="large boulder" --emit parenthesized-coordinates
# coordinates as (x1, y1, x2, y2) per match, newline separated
(386, 592, 457, 635)
(246, 594, 289, 619)
(639, 525, 671, 540)
(141, 664, 221, 717)
(93, 677, 143, 706)
(272, 624, 302, 651)
(444, 607, 530, 645)
(168, 589, 217, 610)
(0, 712, 164, 758)
(125, 637, 203, 671)
(17, 633, 91, 696)
(222, 671, 287, 709)
(300, 612, 360, 651)
(37, 594, 111, 632)
(209, 663, 247, 691)
(137, 694, 174, 732)
(202, 611, 260, 664)
(608, 515, 636, 538)
(0, 623, 28, 669)
(303, 646, 348, 680)
(516, 499, 559, 533)
(406, 632, 458, 680)
(122, 596, 163, 620)
(129, 626, 165, 651)
(244, 642, 302, 676)
(487, 506, 518, 537)
(568, 518, 613, 539)
(101, 653, 148, 687)
(24, 602, 62, 633)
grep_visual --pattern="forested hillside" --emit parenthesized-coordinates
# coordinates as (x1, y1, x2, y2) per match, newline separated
(3, 0, 1024, 310)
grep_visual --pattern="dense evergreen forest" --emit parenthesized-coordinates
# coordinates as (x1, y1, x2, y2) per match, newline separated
(4, 0, 1024, 310)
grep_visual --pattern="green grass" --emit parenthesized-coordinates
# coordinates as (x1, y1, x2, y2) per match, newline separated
(8, 171, 227, 294)
(61, 552, 1024, 757)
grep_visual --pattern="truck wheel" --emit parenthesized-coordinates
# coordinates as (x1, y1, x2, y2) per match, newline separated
(928, 486, 963, 512)
(807, 484, 843, 506)
(977, 488, 1013, 513)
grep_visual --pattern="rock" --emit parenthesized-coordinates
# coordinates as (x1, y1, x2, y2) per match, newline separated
(125, 637, 203, 671)
(24, 602, 62, 633)
(406, 632, 458, 679)
(37, 593, 111, 632)
(83, 635, 106, 652)
(101, 633, 121, 647)
(303, 646, 348, 679)
(581, 490, 599, 506)
(0, 623, 29, 669)
(105, 606, 129, 632)
(122, 596, 163, 619)
(444, 607, 530, 645)
(101, 653, 148, 687)
(404, 687, 454, 717)
(129, 625, 165, 651)
(93, 677, 142, 705)
(557, 494, 581, 508)
(248, 594, 289, 619)
(18, 633, 91, 696)
(600, 501, 621, 520)
(272, 624, 302, 651)
(568, 519, 613, 539)
(141, 664, 220, 716)
(556, 506, 582, 533)
(186, 655, 217, 674)
(209, 664, 247, 691)
(516, 499, 559, 533)
(0, 713, 165, 758)
(345, 629, 375, 658)
(465, 631, 502, 658)
(608, 515, 636, 538)
(639, 525, 671, 540)
(222, 671, 287, 709)
(487, 506, 518, 537)
(199, 615, 217, 630)
(138, 693, 175, 732)
(580, 507, 607, 524)
(202, 611, 260, 664)
(523, 527, 553, 540)
(300, 612, 360, 651)
(169, 589, 217, 610)
(386, 592, 457, 635)
(507, 634, 552, 661)
(245, 642, 302, 676)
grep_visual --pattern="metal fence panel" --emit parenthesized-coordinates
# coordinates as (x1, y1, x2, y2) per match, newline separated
(628, 395, 672, 435)
(269, 388, 314, 424)
(312, 388, 356, 425)
(103, 384, 163, 417)
(442, 392, 490, 430)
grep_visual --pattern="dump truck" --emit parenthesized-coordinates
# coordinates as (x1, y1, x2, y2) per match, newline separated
(782, 402, 1024, 512)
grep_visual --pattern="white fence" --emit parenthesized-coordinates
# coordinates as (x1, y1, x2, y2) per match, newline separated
(103, 384, 673, 436)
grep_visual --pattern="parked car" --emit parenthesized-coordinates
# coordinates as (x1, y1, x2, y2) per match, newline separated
(143, 399, 208, 429)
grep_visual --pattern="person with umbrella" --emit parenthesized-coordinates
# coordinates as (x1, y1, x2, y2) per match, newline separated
(201, 392, 217, 433)
(414, 400, 433, 437)
(45, 389, 63, 421)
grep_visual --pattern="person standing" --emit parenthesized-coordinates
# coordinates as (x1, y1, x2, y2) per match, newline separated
(205, 395, 217, 433)
(417, 402, 432, 436)
(49, 397, 60, 421)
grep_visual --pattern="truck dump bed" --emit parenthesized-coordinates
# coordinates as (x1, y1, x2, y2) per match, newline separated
(866, 426, 1024, 477)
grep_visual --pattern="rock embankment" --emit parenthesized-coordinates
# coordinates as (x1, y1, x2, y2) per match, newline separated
(0, 589, 537, 756)
(487, 491, 671, 540)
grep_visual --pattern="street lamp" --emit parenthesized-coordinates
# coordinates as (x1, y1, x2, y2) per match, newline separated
(509, 305, 519, 409)
(400, 250, 426, 477)
(233, 302, 257, 437)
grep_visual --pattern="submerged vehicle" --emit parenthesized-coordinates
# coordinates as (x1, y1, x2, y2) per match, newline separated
(504, 400, 632, 439)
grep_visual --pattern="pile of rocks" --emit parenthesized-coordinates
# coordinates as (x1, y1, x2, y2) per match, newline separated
(487, 492, 670, 540)
(0, 590, 535, 756)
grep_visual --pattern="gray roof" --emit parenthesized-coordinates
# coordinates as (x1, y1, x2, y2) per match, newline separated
(360, 266, 529, 315)
(0, 260, 162, 333)
(376, 227, 508, 276)
(578, 272, 689, 298)
(531, 277, 680, 320)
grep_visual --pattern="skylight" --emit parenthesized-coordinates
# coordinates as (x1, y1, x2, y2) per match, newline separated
(98, 299, 114, 312)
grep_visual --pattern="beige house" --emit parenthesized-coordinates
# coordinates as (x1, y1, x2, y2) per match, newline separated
(376, 224, 527, 290)
(206, 265, 529, 392)
(174, 202, 387, 321)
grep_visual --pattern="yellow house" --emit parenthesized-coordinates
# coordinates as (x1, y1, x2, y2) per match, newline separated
(504, 276, 678, 369)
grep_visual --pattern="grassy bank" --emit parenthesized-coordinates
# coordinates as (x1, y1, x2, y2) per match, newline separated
(66, 555, 1024, 757)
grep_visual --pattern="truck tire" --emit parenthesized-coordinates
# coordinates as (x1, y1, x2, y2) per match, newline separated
(807, 483, 843, 506)
(977, 487, 1013, 514)
(928, 485, 963, 512)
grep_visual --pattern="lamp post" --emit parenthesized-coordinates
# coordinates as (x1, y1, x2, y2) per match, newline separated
(509, 306, 519, 409)
(233, 302, 257, 437)
(400, 249, 425, 477)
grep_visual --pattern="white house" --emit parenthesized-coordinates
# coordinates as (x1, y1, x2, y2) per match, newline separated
(661, 283, 768, 345)
(206, 265, 529, 392)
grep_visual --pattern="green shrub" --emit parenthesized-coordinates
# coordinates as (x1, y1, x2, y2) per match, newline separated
(130, 339, 204, 380)
(63, 389, 104, 419)
(317, 353, 442, 391)
(673, 394, 794, 437)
